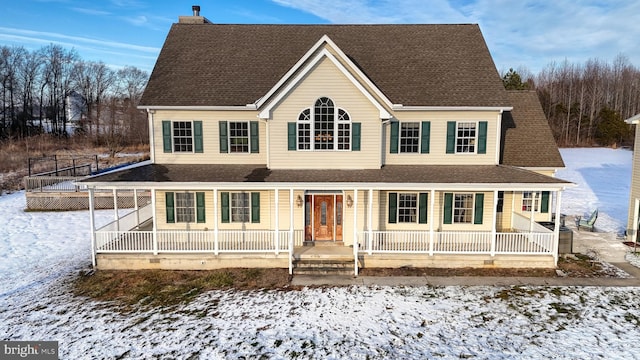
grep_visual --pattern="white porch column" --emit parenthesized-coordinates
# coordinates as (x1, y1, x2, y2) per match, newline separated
(529, 192, 537, 232)
(151, 189, 158, 255)
(553, 190, 562, 265)
(632, 198, 640, 245)
(353, 188, 359, 276)
(133, 189, 139, 229)
(491, 190, 498, 257)
(214, 189, 219, 255)
(113, 189, 119, 232)
(429, 189, 435, 256)
(289, 189, 294, 275)
(275, 188, 280, 255)
(368, 188, 373, 255)
(88, 187, 97, 268)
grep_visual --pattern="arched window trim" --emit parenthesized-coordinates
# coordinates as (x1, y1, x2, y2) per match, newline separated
(296, 97, 352, 151)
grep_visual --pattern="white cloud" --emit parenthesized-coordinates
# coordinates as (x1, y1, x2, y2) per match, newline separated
(70, 7, 112, 16)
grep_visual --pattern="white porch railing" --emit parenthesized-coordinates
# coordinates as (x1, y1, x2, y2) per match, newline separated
(96, 229, 305, 254)
(360, 231, 554, 255)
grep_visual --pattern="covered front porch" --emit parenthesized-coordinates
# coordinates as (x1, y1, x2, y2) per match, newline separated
(90, 191, 560, 274)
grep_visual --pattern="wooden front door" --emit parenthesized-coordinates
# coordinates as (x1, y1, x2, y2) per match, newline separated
(304, 194, 343, 242)
(314, 195, 334, 241)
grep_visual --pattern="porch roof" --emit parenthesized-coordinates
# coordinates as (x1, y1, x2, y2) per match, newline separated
(82, 163, 571, 190)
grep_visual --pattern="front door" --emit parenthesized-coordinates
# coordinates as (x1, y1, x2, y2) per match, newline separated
(304, 194, 343, 242)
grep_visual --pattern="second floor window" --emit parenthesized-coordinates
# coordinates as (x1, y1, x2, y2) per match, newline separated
(297, 97, 351, 151)
(173, 121, 193, 152)
(456, 122, 476, 153)
(400, 122, 420, 153)
(229, 122, 249, 153)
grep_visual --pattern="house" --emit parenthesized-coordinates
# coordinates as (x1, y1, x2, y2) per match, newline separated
(81, 6, 570, 274)
(626, 113, 640, 243)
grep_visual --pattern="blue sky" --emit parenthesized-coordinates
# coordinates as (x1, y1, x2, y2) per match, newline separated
(1, 0, 638, 75)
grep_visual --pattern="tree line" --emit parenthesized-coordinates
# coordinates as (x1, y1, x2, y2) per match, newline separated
(0, 44, 149, 149)
(503, 54, 640, 147)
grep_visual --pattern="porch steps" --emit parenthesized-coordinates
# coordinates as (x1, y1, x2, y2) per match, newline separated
(292, 259, 355, 275)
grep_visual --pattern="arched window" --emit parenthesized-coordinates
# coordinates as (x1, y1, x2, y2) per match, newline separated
(297, 97, 351, 151)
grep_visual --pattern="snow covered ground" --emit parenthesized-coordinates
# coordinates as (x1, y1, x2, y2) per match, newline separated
(1, 148, 640, 359)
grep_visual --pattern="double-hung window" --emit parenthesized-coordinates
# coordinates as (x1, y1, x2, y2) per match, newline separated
(389, 121, 430, 154)
(446, 121, 488, 154)
(162, 121, 203, 153)
(220, 192, 260, 223)
(290, 97, 360, 151)
(456, 122, 476, 153)
(175, 192, 195, 222)
(522, 191, 539, 212)
(443, 192, 484, 225)
(165, 191, 206, 224)
(453, 193, 474, 223)
(219, 121, 259, 154)
(231, 192, 250, 222)
(388, 192, 428, 224)
(400, 122, 420, 153)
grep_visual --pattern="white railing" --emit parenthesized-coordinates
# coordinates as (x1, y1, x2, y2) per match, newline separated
(360, 231, 555, 255)
(512, 212, 554, 233)
(96, 229, 305, 254)
(97, 204, 153, 232)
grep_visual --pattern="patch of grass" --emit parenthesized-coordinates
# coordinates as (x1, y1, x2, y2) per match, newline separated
(73, 268, 293, 310)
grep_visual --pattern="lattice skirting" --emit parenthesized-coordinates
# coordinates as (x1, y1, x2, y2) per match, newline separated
(26, 192, 151, 211)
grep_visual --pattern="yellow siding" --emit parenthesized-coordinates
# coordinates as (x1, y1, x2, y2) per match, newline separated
(152, 110, 266, 165)
(386, 111, 501, 165)
(269, 57, 381, 169)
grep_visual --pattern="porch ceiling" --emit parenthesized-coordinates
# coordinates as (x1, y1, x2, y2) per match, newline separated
(81, 164, 571, 189)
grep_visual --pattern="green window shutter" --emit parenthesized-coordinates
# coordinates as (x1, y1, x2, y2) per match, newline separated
(390, 122, 399, 154)
(162, 121, 172, 153)
(474, 193, 484, 224)
(196, 192, 206, 223)
(221, 192, 230, 223)
(219, 121, 228, 153)
(478, 121, 488, 154)
(351, 122, 361, 151)
(194, 121, 203, 153)
(420, 121, 430, 154)
(287, 122, 296, 150)
(388, 192, 398, 224)
(165, 192, 175, 223)
(446, 121, 456, 154)
(251, 192, 260, 223)
(419, 193, 428, 224)
(443, 193, 453, 224)
(541, 191, 550, 213)
(250, 121, 259, 153)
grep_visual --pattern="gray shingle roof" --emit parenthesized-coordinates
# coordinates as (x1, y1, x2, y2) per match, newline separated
(83, 164, 569, 186)
(501, 91, 565, 168)
(140, 24, 510, 107)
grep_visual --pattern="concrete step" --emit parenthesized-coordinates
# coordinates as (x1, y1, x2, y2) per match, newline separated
(293, 259, 355, 276)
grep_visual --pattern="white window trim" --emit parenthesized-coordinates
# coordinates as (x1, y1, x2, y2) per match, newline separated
(172, 120, 195, 154)
(296, 98, 353, 152)
(453, 192, 474, 224)
(175, 192, 196, 223)
(226, 121, 252, 155)
(454, 121, 478, 155)
(522, 191, 541, 213)
(396, 192, 419, 224)
(399, 121, 421, 154)
(230, 192, 251, 223)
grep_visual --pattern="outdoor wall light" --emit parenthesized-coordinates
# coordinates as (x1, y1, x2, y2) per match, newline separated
(347, 195, 353, 208)
(296, 195, 303, 207)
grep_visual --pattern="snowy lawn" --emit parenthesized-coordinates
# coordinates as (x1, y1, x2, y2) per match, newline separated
(1, 148, 640, 359)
